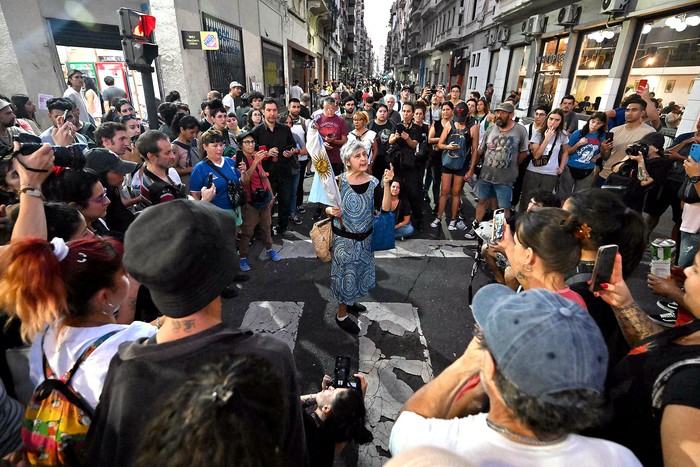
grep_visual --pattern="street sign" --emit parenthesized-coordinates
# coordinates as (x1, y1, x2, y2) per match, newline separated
(181, 31, 220, 50)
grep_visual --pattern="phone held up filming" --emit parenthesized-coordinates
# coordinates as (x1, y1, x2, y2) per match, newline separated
(589, 245, 618, 293)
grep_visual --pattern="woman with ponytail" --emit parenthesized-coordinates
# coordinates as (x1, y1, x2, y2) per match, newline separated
(563, 188, 648, 369)
(499, 207, 589, 308)
(0, 236, 155, 410)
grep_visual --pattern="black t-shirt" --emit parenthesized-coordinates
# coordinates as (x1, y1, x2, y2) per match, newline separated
(368, 120, 395, 157)
(105, 186, 135, 234)
(392, 122, 425, 173)
(603, 321, 700, 466)
(302, 411, 335, 467)
(391, 198, 411, 225)
(251, 122, 296, 176)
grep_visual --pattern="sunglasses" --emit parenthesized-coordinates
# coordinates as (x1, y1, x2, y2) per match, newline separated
(89, 187, 109, 205)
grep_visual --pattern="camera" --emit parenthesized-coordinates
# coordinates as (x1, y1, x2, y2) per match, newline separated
(251, 187, 268, 203)
(395, 123, 406, 134)
(13, 133, 86, 169)
(329, 356, 360, 392)
(626, 142, 649, 159)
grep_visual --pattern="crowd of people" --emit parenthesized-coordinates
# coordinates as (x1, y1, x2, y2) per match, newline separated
(0, 70, 699, 467)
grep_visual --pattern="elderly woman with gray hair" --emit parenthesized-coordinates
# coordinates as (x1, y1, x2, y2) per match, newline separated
(325, 140, 393, 333)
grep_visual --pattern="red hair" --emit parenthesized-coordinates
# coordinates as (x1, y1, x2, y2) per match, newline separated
(0, 236, 124, 341)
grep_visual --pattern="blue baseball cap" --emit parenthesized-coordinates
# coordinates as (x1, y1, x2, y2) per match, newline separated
(472, 284, 608, 403)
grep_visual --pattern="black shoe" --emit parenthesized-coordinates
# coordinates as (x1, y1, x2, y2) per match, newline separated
(296, 205, 306, 214)
(290, 215, 303, 225)
(233, 274, 249, 283)
(220, 285, 238, 299)
(335, 316, 360, 334)
(649, 309, 677, 328)
(348, 303, 367, 314)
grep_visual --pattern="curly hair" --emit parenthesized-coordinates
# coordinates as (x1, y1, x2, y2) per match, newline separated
(135, 355, 285, 467)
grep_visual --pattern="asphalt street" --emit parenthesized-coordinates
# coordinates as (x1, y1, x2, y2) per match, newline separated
(219, 175, 676, 466)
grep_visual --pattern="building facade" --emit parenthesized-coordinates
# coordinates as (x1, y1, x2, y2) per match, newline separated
(0, 0, 375, 128)
(387, 0, 700, 136)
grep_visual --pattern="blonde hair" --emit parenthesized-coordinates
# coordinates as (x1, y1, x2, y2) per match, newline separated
(353, 111, 369, 125)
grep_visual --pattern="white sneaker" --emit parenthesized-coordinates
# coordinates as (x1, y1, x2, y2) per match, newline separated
(448, 220, 457, 231)
(430, 217, 440, 228)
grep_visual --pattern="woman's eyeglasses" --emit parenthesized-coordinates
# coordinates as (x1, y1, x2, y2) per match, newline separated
(89, 188, 108, 205)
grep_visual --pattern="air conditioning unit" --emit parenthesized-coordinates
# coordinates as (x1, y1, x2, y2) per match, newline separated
(522, 14, 544, 35)
(601, 0, 628, 14)
(486, 29, 497, 45)
(497, 26, 510, 43)
(557, 5, 580, 26)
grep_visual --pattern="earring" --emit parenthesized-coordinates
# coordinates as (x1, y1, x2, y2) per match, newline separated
(103, 303, 115, 316)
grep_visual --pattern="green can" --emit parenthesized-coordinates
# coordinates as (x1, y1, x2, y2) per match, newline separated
(650, 238, 676, 278)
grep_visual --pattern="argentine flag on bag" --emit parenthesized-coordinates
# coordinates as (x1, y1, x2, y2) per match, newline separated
(307, 121, 341, 206)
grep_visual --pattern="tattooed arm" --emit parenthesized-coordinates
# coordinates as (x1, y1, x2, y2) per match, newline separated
(595, 253, 664, 346)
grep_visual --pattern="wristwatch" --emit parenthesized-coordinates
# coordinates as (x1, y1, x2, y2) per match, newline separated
(690, 176, 700, 184)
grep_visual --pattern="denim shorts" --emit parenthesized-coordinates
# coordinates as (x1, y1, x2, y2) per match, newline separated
(475, 179, 513, 208)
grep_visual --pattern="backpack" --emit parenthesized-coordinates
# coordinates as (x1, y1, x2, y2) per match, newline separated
(22, 331, 119, 466)
(602, 159, 646, 211)
(441, 119, 472, 170)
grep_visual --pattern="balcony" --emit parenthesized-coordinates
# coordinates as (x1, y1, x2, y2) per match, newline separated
(434, 25, 464, 50)
(493, 0, 563, 22)
(419, 40, 434, 55)
(423, 0, 437, 18)
(308, 0, 329, 16)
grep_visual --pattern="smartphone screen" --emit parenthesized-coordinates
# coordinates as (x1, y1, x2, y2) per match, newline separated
(206, 173, 214, 188)
(605, 132, 614, 142)
(491, 208, 506, 244)
(690, 143, 700, 163)
(636, 79, 648, 94)
(590, 244, 618, 293)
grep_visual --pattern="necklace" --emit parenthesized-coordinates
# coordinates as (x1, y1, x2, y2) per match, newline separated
(485, 418, 567, 446)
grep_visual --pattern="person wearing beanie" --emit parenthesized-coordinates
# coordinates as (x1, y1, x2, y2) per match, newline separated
(390, 285, 641, 465)
(85, 200, 308, 466)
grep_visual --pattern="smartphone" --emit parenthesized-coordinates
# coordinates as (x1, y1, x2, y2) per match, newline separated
(690, 143, 700, 163)
(206, 173, 214, 189)
(589, 244, 619, 293)
(605, 132, 614, 142)
(636, 79, 648, 94)
(327, 133, 335, 139)
(491, 209, 506, 244)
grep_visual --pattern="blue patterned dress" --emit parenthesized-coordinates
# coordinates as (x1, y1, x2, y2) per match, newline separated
(330, 173, 379, 304)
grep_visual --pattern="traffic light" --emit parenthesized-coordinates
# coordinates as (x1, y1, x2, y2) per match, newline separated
(118, 8, 158, 72)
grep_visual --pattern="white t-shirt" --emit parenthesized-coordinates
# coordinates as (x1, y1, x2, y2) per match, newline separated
(63, 87, 91, 124)
(390, 412, 641, 466)
(681, 202, 700, 234)
(29, 322, 156, 409)
(222, 94, 235, 113)
(347, 129, 377, 163)
(527, 131, 568, 176)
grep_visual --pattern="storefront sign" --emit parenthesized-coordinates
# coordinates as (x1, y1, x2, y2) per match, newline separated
(537, 53, 566, 66)
(181, 31, 220, 50)
(182, 31, 202, 49)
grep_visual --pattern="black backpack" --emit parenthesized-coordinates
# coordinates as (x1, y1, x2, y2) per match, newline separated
(602, 160, 646, 211)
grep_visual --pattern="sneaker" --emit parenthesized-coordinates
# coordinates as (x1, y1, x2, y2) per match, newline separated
(296, 205, 306, 214)
(239, 258, 251, 272)
(267, 249, 282, 262)
(456, 220, 468, 230)
(657, 300, 679, 314)
(335, 315, 360, 334)
(464, 229, 477, 240)
(648, 310, 677, 328)
(448, 220, 457, 231)
(430, 217, 441, 228)
(290, 215, 303, 225)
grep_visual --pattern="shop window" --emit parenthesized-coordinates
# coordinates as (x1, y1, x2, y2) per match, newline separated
(262, 40, 285, 103)
(532, 36, 568, 112)
(571, 26, 621, 114)
(624, 10, 700, 122)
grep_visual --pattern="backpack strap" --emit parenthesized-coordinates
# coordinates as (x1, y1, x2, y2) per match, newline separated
(651, 356, 700, 415)
(42, 330, 120, 383)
